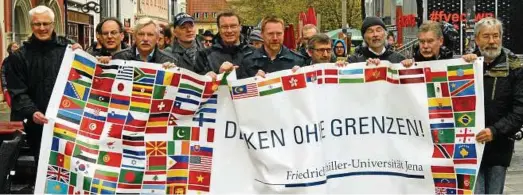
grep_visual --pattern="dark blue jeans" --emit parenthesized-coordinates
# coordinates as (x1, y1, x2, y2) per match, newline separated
(474, 165, 507, 194)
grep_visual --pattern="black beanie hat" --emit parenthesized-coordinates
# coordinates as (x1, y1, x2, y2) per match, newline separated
(361, 16, 386, 35)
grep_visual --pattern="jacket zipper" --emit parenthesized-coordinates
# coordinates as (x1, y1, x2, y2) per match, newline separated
(491, 77, 498, 100)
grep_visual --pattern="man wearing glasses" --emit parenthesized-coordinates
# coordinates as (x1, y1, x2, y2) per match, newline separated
(306, 34, 334, 65)
(5, 6, 81, 185)
(169, 13, 203, 71)
(88, 17, 128, 57)
(201, 30, 214, 48)
(195, 11, 256, 79)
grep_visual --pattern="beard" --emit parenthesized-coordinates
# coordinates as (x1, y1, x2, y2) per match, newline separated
(480, 45, 502, 60)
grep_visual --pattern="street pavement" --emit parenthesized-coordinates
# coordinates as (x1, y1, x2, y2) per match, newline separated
(506, 140, 523, 194)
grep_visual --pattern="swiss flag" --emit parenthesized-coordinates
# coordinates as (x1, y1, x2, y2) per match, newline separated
(281, 74, 306, 91)
(150, 99, 173, 113)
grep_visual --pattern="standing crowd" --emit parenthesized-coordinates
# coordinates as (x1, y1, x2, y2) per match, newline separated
(1, 5, 522, 194)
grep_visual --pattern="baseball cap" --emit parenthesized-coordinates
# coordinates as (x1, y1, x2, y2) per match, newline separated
(173, 13, 194, 27)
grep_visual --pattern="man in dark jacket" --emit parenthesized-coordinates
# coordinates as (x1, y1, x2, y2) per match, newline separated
(6, 5, 81, 172)
(401, 21, 454, 67)
(243, 16, 306, 78)
(348, 17, 405, 64)
(169, 13, 203, 71)
(89, 17, 128, 57)
(461, 17, 523, 194)
(112, 17, 176, 64)
(1, 42, 21, 121)
(195, 11, 256, 78)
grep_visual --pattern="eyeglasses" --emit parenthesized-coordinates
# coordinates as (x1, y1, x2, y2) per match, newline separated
(311, 48, 332, 53)
(101, 30, 121, 37)
(31, 22, 53, 28)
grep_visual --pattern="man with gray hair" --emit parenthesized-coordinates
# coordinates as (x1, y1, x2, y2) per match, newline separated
(5, 5, 80, 183)
(298, 24, 319, 58)
(461, 17, 523, 194)
(112, 17, 176, 64)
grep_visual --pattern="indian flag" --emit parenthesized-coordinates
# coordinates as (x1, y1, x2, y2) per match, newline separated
(257, 77, 283, 96)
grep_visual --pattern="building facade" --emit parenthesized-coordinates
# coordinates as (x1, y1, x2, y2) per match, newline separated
(136, 0, 169, 27)
(65, 0, 101, 49)
(187, 0, 228, 33)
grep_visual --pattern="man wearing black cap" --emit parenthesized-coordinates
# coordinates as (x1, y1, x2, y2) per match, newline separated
(169, 13, 203, 71)
(195, 11, 256, 78)
(348, 16, 405, 64)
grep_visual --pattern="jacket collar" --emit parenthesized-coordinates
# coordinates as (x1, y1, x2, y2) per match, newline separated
(172, 40, 198, 53)
(254, 45, 293, 61)
(131, 45, 158, 62)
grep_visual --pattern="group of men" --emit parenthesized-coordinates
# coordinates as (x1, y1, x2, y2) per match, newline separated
(1, 4, 522, 194)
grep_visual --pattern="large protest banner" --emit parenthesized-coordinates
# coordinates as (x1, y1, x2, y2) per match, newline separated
(35, 48, 484, 194)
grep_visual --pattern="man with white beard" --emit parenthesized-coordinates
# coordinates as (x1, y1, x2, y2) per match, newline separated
(462, 17, 523, 194)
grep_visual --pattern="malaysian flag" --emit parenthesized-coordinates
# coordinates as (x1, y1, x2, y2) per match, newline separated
(189, 155, 212, 172)
(231, 83, 258, 99)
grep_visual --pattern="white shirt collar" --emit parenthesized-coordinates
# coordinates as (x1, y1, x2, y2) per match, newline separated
(369, 47, 386, 56)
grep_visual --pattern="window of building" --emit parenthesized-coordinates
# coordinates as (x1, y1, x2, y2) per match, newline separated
(194, 13, 200, 19)
(204, 12, 208, 19)
(212, 12, 217, 18)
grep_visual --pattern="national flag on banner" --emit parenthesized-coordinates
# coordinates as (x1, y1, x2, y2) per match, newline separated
(454, 112, 475, 127)
(338, 69, 364, 83)
(180, 74, 205, 94)
(151, 99, 174, 113)
(116, 183, 143, 194)
(49, 151, 71, 170)
(435, 187, 457, 195)
(116, 66, 134, 81)
(386, 68, 399, 84)
(323, 69, 338, 84)
(433, 176, 457, 188)
(148, 113, 169, 127)
(193, 108, 217, 127)
(431, 166, 455, 174)
(59, 96, 85, 116)
(45, 179, 69, 194)
(145, 126, 169, 141)
(452, 96, 476, 112)
(73, 144, 99, 163)
(190, 144, 213, 157)
(399, 68, 425, 84)
(202, 81, 218, 99)
(305, 69, 323, 84)
(126, 111, 148, 126)
(72, 157, 96, 177)
(453, 144, 477, 164)
(79, 117, 105, 136)
(174, 89, 203, 113)
(83, 103, 108, 121)
(76, 132, 100, 150)
(172, 101, 197, 117)
(168, 155, 189, 169)
(364, 67, 387, 82)
(93, 166, 119, 182)
(72, 54, 95, 76)
(167, 185, 186, 194)
(458, 189, 472, 195)
(449, 80, 475, 97)
(431, 129, 455, 144)
(427, 82, 450, 98)
(97, 151, 122, 168)
(188, 171, 211, 186)
(148, 156, 167, 170)
(172, 127, 191, 140)
(142, 184, 166, 194)
(425, 66, 448, 82)
(99, 124, 123, 152)
(54, 122, 78, 142)
(47, 165, 70, 183)
(94, 64, 118, 78)
(122, 127, 145, 146)
(146, 141, 167, 156)
(257, 77, 283, 96)
(112, 79, 133, 97)
(64, 81, 90, 101)
(119, 169, 145, 184)
(107, 107, 128, 124)
(167, 140, 190, 156)
(448, 64, 474, 81)
(57, 109, 82, 127)
(167, 169, 188, 184)
(191, 128, 214, 143)
(69, 172, 92, 194)
(456, 168, 476, 190)
(51, 137, 75, 156)
(153, 85, 178, 100)
(433, 144, 455, 159)
(69, 68, 93, 88)
(281, 73, 307, 90)
(121, 148, 146, 170)
(109, 94, 130, 111)
(88, 89, 111, 107)
(455, 128, 475, 143)
(92, 76, 115, 92)
(143, 170, 167, 184)
(132, 82, 153, 98)
(231, 83, 259, 99)
(429, 113, 455, 129)
(90, 178, 117, 194)
(189, 155, 212, 172)
(155, 70, 181, 86)
(428, 98, 453, 114)
(134, 67, 156, 84)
